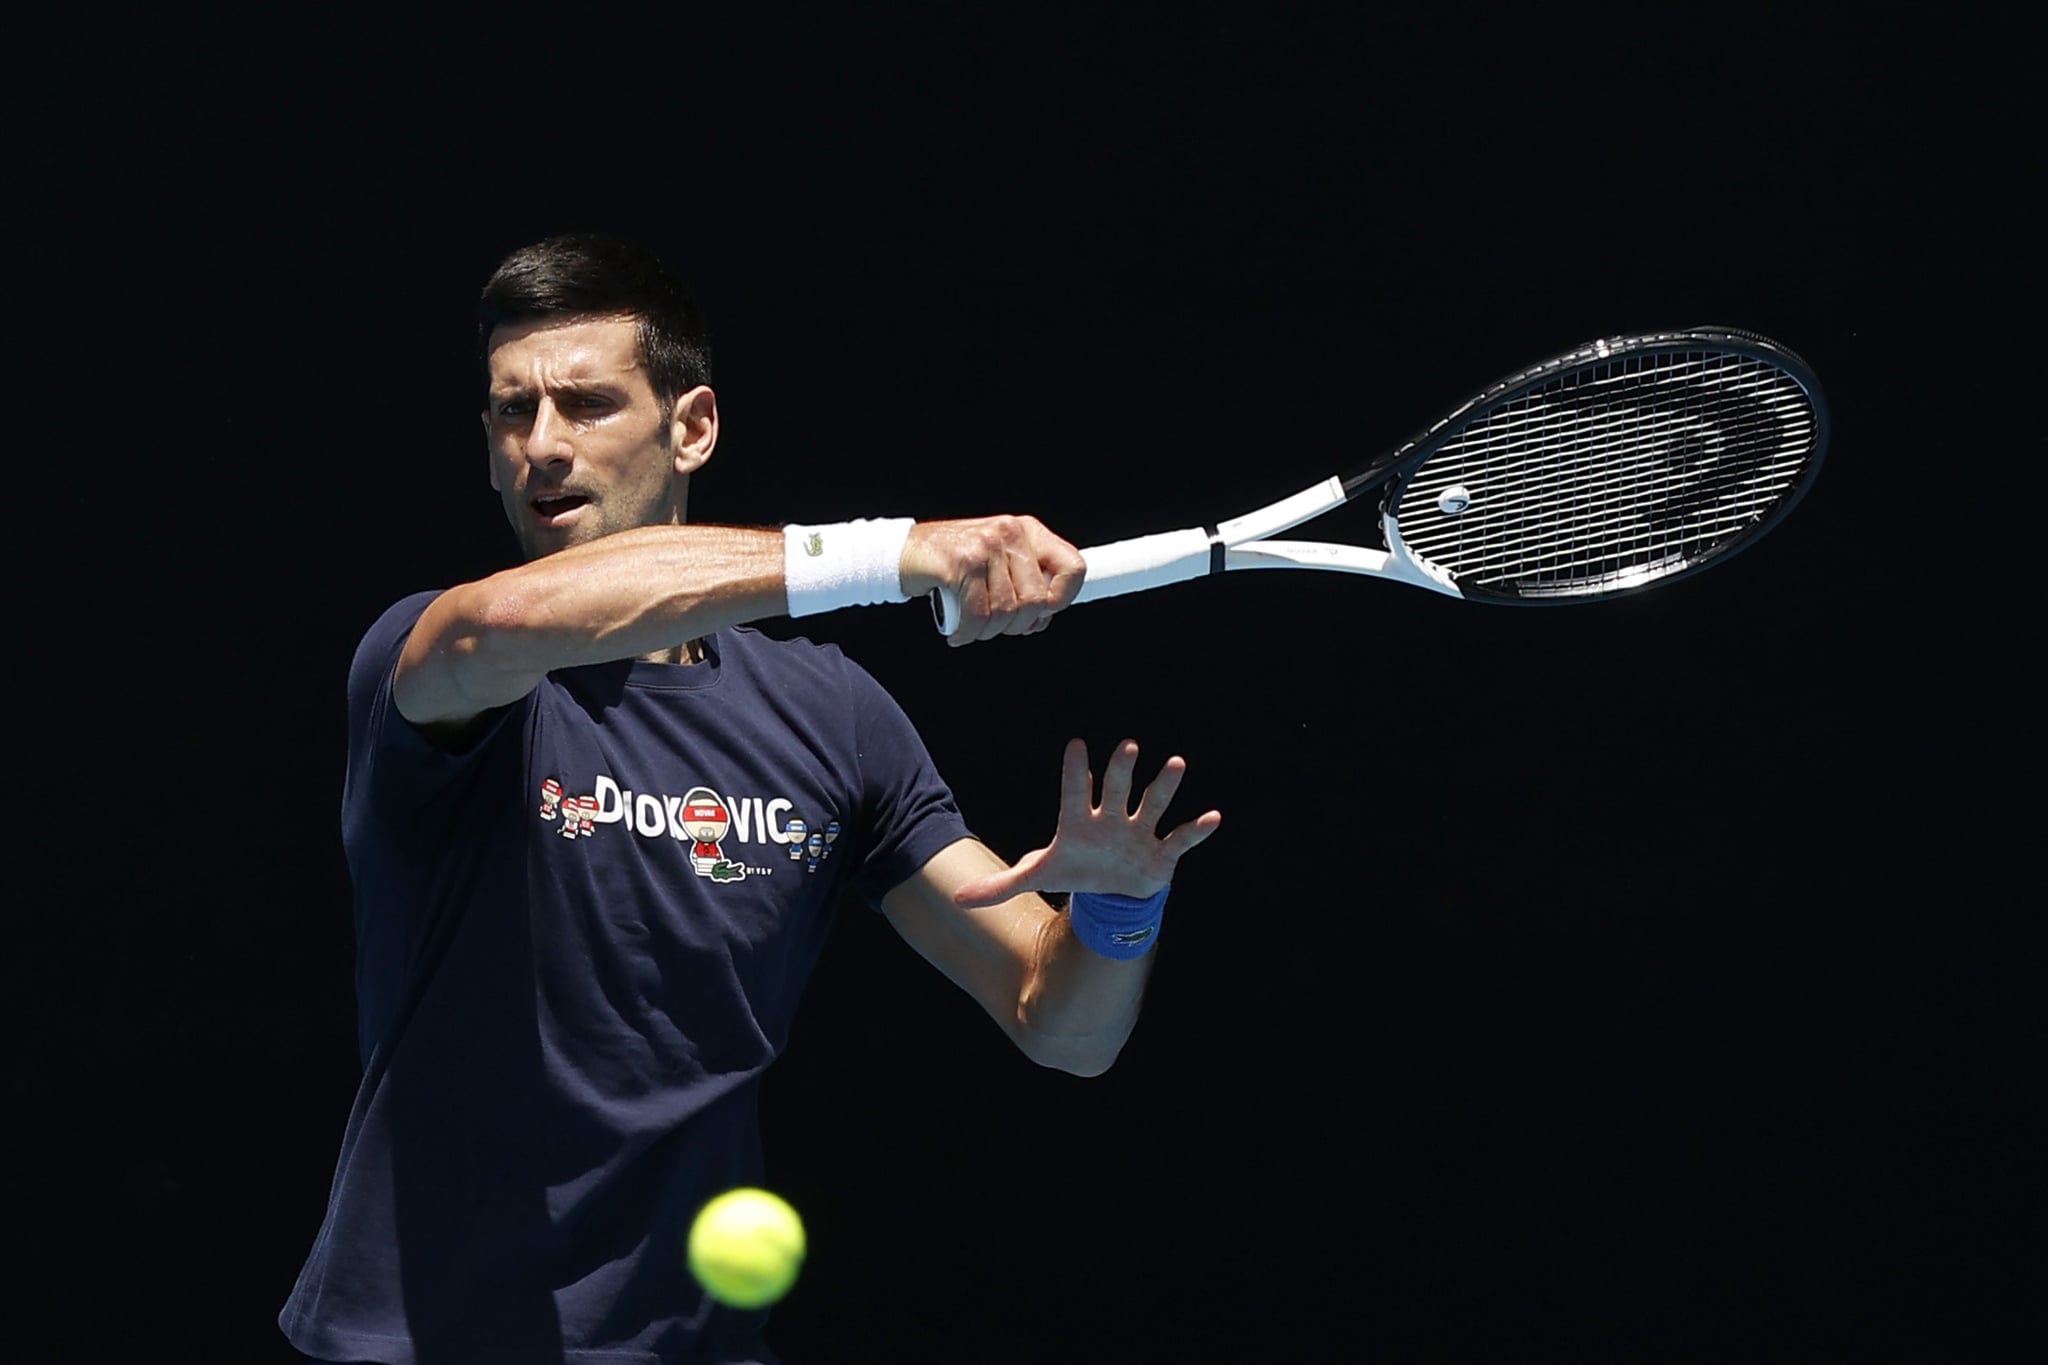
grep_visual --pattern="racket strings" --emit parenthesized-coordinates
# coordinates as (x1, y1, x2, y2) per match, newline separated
(1391, 351, 1818, 596)
(1404, 459, 1802, 585)
(1431, 407, 1807, 528)
(1421, 412, 1808, 566)
(1443, 370, 1808, 474)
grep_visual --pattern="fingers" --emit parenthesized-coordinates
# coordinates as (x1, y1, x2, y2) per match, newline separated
(978, 537, 1057, 642)
(954, 845, 1048, 908)
(1060, 737, 1094, 813)
(972, 740, 1221, 904)
(952, 869, 1020, 909)
(1079, 741, 1200, 828)
(1133, 754, 1188, 826)
(1098, 738, 1140, 816)
(1102, 746, 1222, 875)
(918, 515, 1080, 646)
(1160, 809, 1224, 860)
(1040, 527, 1088, 609)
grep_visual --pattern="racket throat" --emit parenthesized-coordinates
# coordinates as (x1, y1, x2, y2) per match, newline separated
(1377, 516, 1465, 597)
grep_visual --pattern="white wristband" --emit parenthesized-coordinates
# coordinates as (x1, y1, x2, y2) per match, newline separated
(783, 518, 915, 618)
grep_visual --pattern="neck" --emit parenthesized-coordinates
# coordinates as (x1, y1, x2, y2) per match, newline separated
(638, 638, 705, 666)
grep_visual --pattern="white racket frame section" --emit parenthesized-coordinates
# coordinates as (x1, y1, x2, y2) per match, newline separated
(932, 474, 1459, 635)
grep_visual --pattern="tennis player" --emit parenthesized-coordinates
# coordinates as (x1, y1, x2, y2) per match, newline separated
(279, 232, 1221, 1364)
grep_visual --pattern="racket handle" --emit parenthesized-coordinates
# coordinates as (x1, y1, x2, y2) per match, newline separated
(1073, 527, 1216, 602)
(929, 528, 1212, 635)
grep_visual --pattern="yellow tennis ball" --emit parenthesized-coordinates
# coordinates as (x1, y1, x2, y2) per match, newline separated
(687, 1187, 807, 1309)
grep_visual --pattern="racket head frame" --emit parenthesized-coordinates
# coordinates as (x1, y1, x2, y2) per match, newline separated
(1360, 326, 1831, 604)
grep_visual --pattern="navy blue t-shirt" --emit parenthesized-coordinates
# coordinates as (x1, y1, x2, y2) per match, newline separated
(281, 592, 971, 1365)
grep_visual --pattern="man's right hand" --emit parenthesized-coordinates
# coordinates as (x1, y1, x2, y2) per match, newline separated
(899, 516, 1088, 645)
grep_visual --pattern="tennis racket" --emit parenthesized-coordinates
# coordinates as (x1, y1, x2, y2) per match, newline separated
(931, 326, 1828, 630)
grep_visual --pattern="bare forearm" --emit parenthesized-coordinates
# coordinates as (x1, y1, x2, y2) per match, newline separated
(1016, 909, 1155, 1077)
(399, 525, 786, 723)
(465, 525, 783, 665)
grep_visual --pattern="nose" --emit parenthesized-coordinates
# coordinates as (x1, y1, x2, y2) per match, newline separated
(525, 396, 572, 468)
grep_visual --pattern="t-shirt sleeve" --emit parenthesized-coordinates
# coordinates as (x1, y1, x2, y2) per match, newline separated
(343, 590, 524, 822)
(845, 660, 972, 909)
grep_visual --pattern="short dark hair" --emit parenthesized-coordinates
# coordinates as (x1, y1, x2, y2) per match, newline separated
(477, 233, 713, 411)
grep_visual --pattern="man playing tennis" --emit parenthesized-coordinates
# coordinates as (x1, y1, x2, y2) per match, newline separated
(279, 232, 1221, 1364)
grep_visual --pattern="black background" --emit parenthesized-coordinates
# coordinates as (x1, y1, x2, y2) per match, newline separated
(18, 7, 2034, 1361)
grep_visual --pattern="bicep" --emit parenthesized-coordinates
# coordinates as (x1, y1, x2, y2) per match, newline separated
(880, 838, 1055, 1036)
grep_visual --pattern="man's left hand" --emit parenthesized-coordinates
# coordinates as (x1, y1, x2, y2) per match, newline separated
(952, 739, 1223, 908)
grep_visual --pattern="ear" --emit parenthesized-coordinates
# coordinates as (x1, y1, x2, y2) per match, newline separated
(482, 410, 501, 491)
(669, 385, 719, 477)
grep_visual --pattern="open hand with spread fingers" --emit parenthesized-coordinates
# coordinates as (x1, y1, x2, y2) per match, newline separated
(952, 739, 1224, 909)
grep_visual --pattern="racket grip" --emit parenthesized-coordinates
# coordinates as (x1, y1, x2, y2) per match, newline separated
(929, 528, 1213, 635)
(1072, 528, 1215, 603)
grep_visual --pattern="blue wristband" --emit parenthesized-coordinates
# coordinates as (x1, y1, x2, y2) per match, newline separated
(1068, 887, 1169, 960)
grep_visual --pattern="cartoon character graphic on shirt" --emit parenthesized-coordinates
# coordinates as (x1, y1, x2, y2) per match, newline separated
(537, 779, 591, 839)
(680, 786, 748, 882)
(784, 816, 807, 861)
(538, 782, 600, 841)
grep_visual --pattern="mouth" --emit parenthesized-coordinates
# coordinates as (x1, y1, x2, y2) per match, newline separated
(530, 493, 592, 527)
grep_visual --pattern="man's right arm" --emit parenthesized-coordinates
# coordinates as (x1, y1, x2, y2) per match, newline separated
(394, 516, 1085, 730)
(394, 525, 783, 728)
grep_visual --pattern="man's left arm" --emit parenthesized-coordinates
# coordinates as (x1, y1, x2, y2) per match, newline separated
(880, 740, 1222, 1077)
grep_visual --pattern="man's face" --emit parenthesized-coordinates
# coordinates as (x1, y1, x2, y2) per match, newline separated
(482, 314, 709, 560)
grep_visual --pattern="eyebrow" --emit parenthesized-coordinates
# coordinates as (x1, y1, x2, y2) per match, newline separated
(488, 378, 621, 400)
